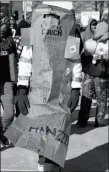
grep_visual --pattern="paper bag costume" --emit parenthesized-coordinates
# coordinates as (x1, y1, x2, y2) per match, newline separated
(5, 4, 82, 167)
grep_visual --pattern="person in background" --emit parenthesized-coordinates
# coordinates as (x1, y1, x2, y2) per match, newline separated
(9, 13, 18, 38)
(81, 18, 97, 44)
(76, 18, 98, 127)
(14, 19, 30, 59)
(13, 20, 31, 117)
(94, 9, 108, 43)
(0, 12, 17, 146)
(77, 14, 109, 128)
(17, 15, 31, 28)
(67, 9, 83, 114)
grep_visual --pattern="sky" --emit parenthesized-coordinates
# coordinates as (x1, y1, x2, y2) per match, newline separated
(43, 1, 73, 10)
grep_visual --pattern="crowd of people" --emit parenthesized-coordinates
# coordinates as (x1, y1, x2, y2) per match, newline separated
(0, 5, 109, 172)
(0, 11, 31, 141)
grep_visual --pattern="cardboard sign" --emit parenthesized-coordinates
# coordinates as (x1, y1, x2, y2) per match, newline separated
(21, 27, 33, 46)
(81, 11, 100, 27)
(65, 36, 80, 60)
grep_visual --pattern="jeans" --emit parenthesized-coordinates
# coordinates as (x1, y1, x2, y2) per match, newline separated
(0, 81, 14, 132)
(78, 74, 107, 125)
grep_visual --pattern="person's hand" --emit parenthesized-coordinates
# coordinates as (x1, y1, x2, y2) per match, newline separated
(67, 88, 80, 113)
(92, 54, 102, 64)
(14, 86, 30, 115)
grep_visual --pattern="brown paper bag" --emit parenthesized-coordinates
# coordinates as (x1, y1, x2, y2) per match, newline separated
(5, 4, 76, 168)
(21, 4, 74, 105)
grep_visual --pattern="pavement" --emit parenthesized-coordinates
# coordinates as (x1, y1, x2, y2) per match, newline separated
(1, 108, 109, 172)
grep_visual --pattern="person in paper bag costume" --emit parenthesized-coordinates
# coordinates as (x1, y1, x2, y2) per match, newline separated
(4, 5, 82, 172)
(0, 13, 17, 146)
(77, 10, 109, 127)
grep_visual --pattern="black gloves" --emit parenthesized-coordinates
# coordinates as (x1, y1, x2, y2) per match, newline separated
(67, 88, 80, 113)
(14, 85, 30, 115)
(15, 86, 80, 115)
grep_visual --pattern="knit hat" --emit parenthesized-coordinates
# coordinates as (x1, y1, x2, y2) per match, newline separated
(94, 21, 108, 40)
(0, 12, 9, 26)
(94, 9, 108, 40)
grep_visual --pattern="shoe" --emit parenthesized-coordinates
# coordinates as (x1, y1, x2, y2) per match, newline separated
(95, 120, 105, 128)
(94, 117, 105, 128)
(0, 133, 10, 147)
(37, 163, 44, 172)
(44, 162, 61, 172)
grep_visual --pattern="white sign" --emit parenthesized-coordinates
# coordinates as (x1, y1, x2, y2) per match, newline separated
(81, 11, 100, 27)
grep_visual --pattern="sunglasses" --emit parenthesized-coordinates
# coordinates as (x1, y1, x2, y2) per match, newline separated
(91, 23, 97, 26)
(10, 18, 14, 21)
